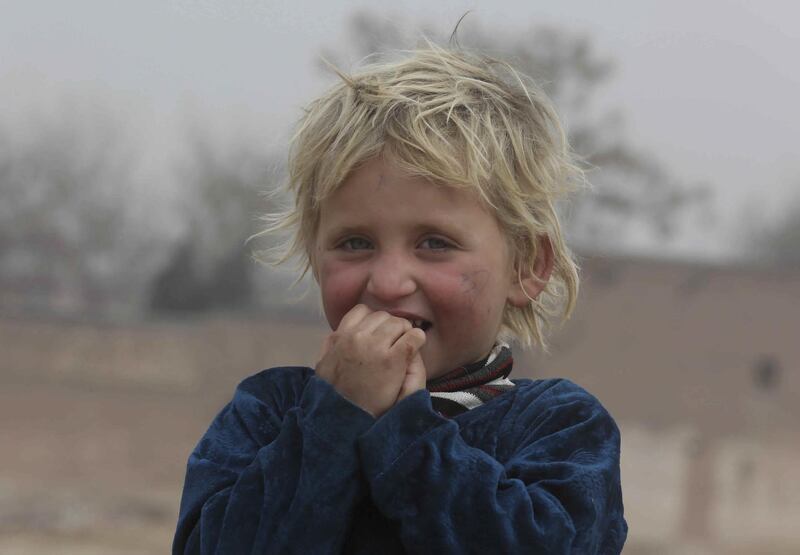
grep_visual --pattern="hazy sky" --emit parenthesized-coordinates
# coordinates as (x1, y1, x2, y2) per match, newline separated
(2, 0, 799, 259)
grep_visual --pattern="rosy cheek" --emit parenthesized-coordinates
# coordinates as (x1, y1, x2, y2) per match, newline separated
(426, 267, 481, 313)
(318, 259, 365, 329)
(427, 265, 500, 330)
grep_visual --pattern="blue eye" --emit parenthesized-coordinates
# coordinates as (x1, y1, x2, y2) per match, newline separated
(419, 237, 452, 250)
(340, 237, 372, 250)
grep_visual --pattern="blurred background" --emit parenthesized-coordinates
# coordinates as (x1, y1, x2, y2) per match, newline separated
(1, 1, 798, 553)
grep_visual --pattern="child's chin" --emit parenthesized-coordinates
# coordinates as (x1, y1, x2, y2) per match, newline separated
(425, 357, 457, 382)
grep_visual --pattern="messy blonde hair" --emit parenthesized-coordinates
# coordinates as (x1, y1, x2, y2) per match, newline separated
(255, 43, 581, 349)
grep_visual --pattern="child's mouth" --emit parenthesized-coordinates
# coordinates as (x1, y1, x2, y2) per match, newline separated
(410, 319, 433, 332)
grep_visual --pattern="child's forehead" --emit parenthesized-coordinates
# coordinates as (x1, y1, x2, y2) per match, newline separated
(321, 168, 488, 219)
(323, 156, 482, 205)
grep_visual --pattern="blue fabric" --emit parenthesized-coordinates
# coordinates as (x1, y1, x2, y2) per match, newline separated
(173, 366, 627, 554)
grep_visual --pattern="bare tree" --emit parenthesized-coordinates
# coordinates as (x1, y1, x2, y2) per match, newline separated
(0, 99, 158, 316)
(0, 98, 283, 318)
(148, 129, 281, 313)
(749, 192, 800, 269)
(321, 12, 710, 250)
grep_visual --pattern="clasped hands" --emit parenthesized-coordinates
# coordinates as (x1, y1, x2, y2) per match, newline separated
(315, 304, 428, 418)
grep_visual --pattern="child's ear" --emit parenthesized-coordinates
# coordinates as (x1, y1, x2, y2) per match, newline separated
(507, 236, 555, 308)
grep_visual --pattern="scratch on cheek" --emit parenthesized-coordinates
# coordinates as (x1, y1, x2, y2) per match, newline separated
(460, 270, 489, 304)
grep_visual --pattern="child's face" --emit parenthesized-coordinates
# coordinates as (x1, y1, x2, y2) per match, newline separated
(314, 156, 527, 380)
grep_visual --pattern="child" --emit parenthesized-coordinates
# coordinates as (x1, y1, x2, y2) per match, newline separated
(173, 45, 627, 554)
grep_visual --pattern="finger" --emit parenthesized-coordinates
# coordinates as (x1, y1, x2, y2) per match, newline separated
(354, 310, 395, 335)
(372, 315, 413, 346)
(336, 304, 373, 332)
(318, 333, 334, 361)
(391, 326, 426, 356)
(397, 349, 428, 402)
(390, 327, 426, 371)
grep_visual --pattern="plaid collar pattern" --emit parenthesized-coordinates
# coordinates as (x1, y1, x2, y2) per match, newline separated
(426, 343, 515, 418)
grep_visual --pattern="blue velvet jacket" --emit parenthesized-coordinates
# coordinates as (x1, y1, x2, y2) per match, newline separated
(173, 367, 627, 554)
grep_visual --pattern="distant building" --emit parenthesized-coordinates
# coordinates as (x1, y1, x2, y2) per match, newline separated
(521, 255, 800, 551)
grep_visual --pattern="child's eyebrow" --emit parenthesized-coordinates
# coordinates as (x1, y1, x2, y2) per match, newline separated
(323, 224, 370, 237)
(324, 220, 470, 240)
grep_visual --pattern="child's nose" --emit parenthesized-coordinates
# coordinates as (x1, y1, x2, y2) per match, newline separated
(365, 253, 417, 302)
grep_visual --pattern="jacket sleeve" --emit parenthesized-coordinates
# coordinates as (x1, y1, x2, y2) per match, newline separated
(173, 368, 376, 555)
(356, 379, 627, 554)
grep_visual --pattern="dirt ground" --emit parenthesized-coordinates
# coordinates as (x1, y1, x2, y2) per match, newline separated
(0, 381, 204, 554)
(0, 314, 289, 554)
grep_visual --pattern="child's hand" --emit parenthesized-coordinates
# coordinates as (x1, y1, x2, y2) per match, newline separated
(315, 304, 426, 418)
(396, 350, 427, 404)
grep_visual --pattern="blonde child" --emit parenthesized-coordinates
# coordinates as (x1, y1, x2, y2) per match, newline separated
(174, 45, 626, 554)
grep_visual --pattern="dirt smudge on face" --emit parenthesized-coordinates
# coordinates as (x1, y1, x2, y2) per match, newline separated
(460, 269, 490, 306)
